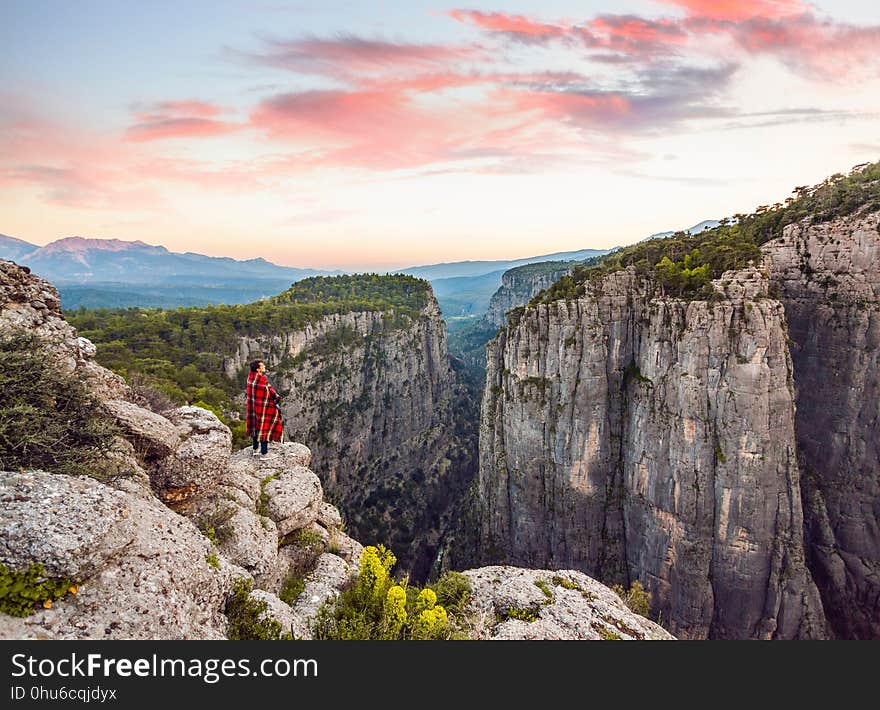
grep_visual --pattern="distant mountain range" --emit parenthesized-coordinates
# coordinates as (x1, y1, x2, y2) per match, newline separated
(0, 235, 338, 285)
(645, 219, 721, 241)
(393, 248, 613, 281)
(0, 235, 342, 310)
(0, 221, 715, 314)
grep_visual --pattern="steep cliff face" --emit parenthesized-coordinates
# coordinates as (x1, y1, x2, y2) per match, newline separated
(764, 209, 880, 638)
(223, 294, 469, 579)
(479, 267, 826, 639)
(486, 262, 575, 327)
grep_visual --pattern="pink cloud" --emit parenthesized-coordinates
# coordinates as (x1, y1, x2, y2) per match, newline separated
(250, 88, 470, 169)
(657, 0, 809, 21)
(125, 100, 242, 142)
(447, 5, 880, 79)
(240, 35, 477, 79)
(586, 15, 688, 53)
(448, 9, 569, 41)
(125, 117, 242, 142)
(146, 100, 224, 118)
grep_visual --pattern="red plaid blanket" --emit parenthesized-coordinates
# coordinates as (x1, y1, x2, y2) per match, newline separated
(246, 371, 283, 442)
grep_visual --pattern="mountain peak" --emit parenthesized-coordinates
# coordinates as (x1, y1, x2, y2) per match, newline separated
(38, 237, 167, 255)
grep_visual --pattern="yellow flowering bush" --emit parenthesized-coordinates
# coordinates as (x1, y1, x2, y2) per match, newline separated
(359, 545, 396, 602)
(383, 585, 407, 638)
(313, 543, 459, 640)
(413, 606, 448, 639)
(414, 588, 437, 614)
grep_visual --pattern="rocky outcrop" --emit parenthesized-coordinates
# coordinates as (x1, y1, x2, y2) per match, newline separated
(0, 259, 361, 639)
(764, 209, 880, 638)
(0, 437, 362, 640)
(262, 464, 323, 537)
(479, 266, 826, 639)
(225, 293, 466, 579)
(463, 566, 673, 640)
(152, 406, 233, 507)
(102, 399, 180, 459)
(0, 470, 243, 640)
(0, 259, 126, 399)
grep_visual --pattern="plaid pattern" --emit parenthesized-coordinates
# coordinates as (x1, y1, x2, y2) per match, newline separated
(246, 371, 283, 442)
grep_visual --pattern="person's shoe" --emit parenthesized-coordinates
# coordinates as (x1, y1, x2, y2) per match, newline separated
(259, 453, 276, 462)
(251, 449, 260, 458)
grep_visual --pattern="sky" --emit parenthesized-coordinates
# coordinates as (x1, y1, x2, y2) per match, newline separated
(2, 0, 880, 270)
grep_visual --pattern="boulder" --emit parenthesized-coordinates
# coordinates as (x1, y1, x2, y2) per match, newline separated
(328, 530, 363, 568)
(154, 406, 231, 505)
(0, 470, 246, 640)
(318, 502, 343, 529)
(463, 566, 674, 640)
(216, 507, 278, 578)
(221, 449, 265, 506)
(262, 465, 323, 536)
(101, 399, 179, 459)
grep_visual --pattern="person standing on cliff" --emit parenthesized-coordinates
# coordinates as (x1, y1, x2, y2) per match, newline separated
(246, 359, 283, 461)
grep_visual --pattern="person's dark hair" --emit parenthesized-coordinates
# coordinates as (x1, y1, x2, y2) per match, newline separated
(250, 360, 264, 373)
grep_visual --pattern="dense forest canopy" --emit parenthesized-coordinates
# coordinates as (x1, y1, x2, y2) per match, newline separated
(531, 160, 880, 304)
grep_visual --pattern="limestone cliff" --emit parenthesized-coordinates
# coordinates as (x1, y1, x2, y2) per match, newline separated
(764, 209, 880, 638)
(222, 292, 469, 580)
(486, 261, 576, 327)
(478, 266, 826, 639)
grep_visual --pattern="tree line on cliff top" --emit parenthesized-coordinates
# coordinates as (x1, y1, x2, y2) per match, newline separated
(531, 160, 880, 304)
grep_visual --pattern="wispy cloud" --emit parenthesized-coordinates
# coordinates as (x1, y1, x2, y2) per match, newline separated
(232, 34, 478, 79)
(125, 100, 242, 142)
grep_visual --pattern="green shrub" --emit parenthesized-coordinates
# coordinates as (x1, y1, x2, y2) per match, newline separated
(597, 626, 621, 640)
(294, 528, 325, 551)
(504, 607, 538, 622)
(611, 580, 651, 618)
(0, 333, 123, 478)
(197, 506, 236, 545)
(430, 571, 472, 615)
(225, 578, 292, 640)
(0, 563, 76, 617)
(534, 578, 553, 600)
(279, 573, 306, 606)
(257, 473, 279, 516)
(552, 575, 580, 591)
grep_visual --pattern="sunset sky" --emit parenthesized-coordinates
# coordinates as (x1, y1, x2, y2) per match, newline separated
(2, 0, 880, 269)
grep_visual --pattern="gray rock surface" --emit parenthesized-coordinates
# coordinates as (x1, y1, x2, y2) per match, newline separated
(764, 208, 880, 638)
(263, 465, 324, 536)
(287, 553, 354, 639)
(463, 566, 673, 640)
(216, 506, 278, 578)
(318, 502, 343, 529)
(101, 399, 180, 459)
(0, 470, 243, 640)
(479, 266, 826, 639)
(248, 590, 308, 639)
(153, 406, 232, 506)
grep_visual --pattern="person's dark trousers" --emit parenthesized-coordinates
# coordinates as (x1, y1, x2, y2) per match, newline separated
(252, 436, 268, 455)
